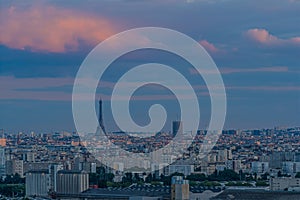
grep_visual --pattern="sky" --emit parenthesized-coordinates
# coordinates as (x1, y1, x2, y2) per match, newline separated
(0, 0, 300, 133)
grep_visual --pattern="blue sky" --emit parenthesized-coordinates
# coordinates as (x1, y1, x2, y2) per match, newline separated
(0, 0, 299, 132)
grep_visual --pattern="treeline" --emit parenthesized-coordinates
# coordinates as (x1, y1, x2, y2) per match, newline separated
(0, 184, 25, 197)
(89, 167, 260, 188)
(0, 174, 26, 198)
(0, 173, 25, 184)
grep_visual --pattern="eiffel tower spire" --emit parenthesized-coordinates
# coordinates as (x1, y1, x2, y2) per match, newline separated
(98, 98, 106, 134)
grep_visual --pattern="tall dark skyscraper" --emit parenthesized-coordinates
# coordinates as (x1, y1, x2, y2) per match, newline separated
(97, 99, 106, 135)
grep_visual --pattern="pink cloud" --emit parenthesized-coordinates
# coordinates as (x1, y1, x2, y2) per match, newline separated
(291, 37, 300, 43)
(221, 66, 289, 74)
(246, 28, 300, 46)
(227, 86, 300, 92)
(0, 5, 117, 52)
(189, 66, 289, 75)
(199, 40, 219, 53)
(246, 29, 278, 44)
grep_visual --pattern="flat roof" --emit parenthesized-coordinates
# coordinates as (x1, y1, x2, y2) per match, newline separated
(57, 170, 88, 174)
(212, 189, 300, 200)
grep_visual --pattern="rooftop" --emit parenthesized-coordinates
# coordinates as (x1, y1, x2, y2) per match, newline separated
(212, 189, 300, 200)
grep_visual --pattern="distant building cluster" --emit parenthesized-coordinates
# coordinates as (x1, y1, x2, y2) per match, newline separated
(0, 125, 300, 198)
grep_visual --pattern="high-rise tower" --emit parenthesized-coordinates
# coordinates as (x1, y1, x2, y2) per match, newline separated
(97, 99, 106, 135)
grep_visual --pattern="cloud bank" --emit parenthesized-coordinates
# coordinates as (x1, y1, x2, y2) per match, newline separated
(0, 5, 116, 52)
(189, 66, 290, 75)
(246, 28, 300, 46)
(199, 40, 219, 53)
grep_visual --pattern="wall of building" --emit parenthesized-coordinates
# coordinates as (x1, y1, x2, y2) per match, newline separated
(26, 171, 49, 197)
(56, 171, 89, 195)
(270, 177, 300, 191)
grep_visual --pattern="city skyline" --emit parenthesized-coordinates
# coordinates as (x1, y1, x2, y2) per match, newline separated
(0, 0, 299, 132)
(1, 1, 300, 199)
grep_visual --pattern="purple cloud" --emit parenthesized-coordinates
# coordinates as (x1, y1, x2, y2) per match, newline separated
(246, 28, 300, 46)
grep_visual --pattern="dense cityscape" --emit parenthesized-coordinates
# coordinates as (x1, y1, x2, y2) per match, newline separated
(0, 125, 300, 199)
(1, 0, 300, 200)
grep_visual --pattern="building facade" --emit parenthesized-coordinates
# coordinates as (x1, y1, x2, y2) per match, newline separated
(168, 164, 194, 176)
(171, 176, 189, 200)
(26, 170, 50, 197)
(270, 177, 300, 191)
(6, 159, 24, 177)
(251, 161, 269, 174)
(56, 170, 89, 195)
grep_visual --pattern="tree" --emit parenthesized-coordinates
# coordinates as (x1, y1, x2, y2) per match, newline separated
(261, 172, 269, 180)
(89, 167, 115, 188)
(105, 173, 115, 182)
(208, 169, 239, 181)
(145, 173, 153, 183)
(0, 184, 25, 197)
(219, 169, 239, 181)
(186, 173, 206, 181)
(160, 172, 184, 186)
(256, 181, 269, 186)
(89, 173, 99, 185)
(225, 181, 252, 187)
(171, 172, 185, 177)
(295, 172, 300, 178)
(4, 173, 25, 184)
(133, 173, 142, 183)
(96, 166, 106, 175)
(254, 172, 257, 180)
(122, 172, 133, 184)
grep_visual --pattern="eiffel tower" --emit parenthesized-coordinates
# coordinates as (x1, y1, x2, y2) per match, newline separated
(96, 99, 106, 136)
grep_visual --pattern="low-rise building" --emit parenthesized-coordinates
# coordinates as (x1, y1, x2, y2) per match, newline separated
(168, 164, 194, 176)
(251, 161, 269, 174)
(171, 176, 189, 200)
(6, 159, 24, 177)
(270, 177, 300, 191)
